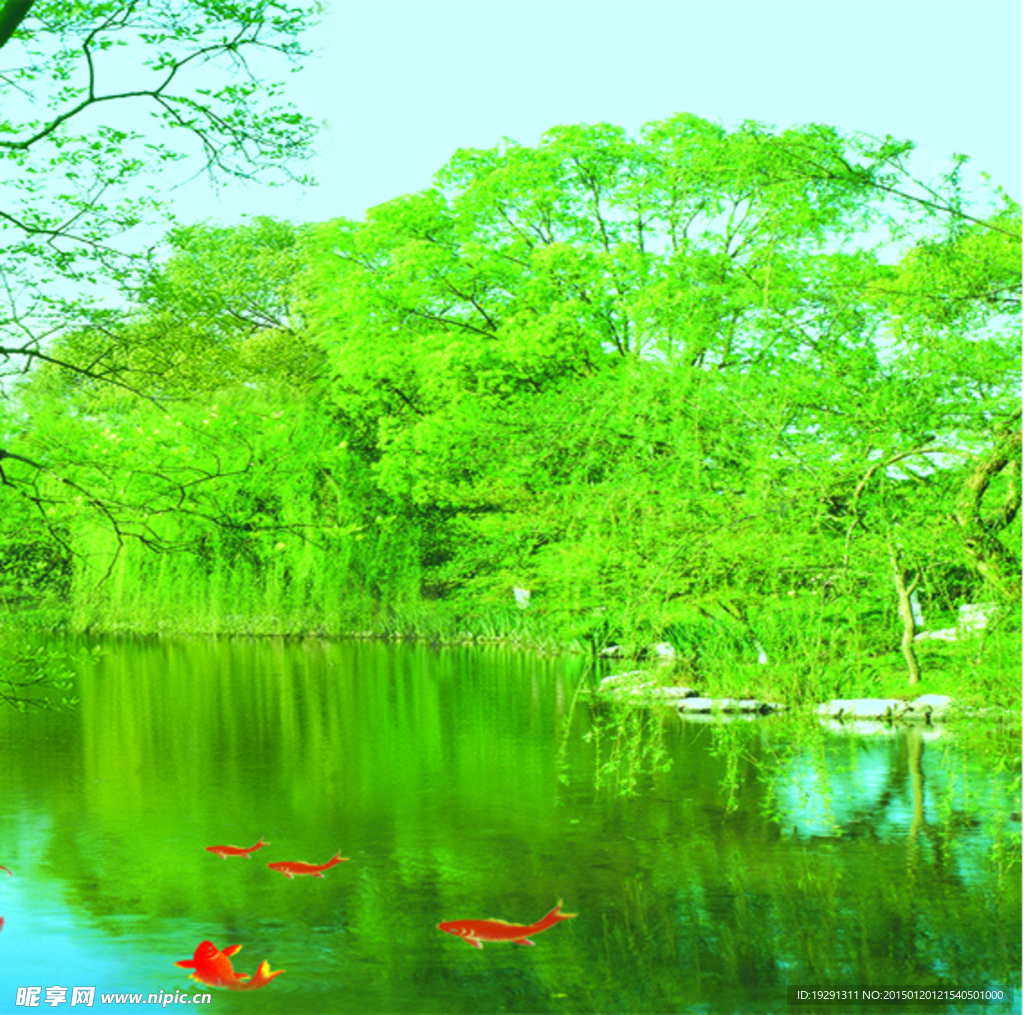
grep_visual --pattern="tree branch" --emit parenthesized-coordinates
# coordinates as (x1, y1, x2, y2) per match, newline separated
(0, 0, 33, 50)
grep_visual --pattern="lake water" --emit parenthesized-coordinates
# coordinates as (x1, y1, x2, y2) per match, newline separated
(0, 637, 1019, 1013)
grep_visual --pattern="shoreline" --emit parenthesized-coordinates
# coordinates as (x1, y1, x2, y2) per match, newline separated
(2, 605, 1021, 717)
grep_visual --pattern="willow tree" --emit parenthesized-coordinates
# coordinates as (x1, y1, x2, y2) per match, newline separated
(0, 1, 319, 590)
(0, 217, 332, 613)
(306, 114, 1020, 676)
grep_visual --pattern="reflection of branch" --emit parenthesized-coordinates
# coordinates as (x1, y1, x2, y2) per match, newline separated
(906, 727, 925, 878)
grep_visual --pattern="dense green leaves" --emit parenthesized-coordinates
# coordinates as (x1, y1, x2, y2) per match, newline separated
(1, 112, 1019, 692)
(0, 0, 317, 381)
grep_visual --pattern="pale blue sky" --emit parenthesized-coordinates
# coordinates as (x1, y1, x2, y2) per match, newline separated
(195, 0, 1022, 227)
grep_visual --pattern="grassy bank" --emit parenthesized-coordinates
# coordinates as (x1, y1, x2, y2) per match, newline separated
(5, 580, 1020, 713)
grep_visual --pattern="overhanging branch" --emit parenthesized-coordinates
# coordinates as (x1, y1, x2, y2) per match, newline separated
(0, 0, 34, 51)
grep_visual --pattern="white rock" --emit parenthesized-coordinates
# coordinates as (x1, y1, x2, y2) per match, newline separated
(816, 699, 909, 720)
(598, 676, 699, 702)
(678, 697, 785, 714)
(915, 628, 958, 642)
(598, 671, 650, 690)
(677, 697, 716, 713)
(649, 686, 699, 700)
(678, 711, 759, 724)
(959, 602, 1000, 635)
(653, 642, 676, 659)
(512, 586, 531, 609)
(907, 694, 954, 719)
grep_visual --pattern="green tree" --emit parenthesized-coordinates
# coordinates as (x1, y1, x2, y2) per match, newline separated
(0, 218, 327, 599)
(4, 110, 1018, 693)
(39, 217, 322, 401)
(305, 114, 1019, 679)
(0, 0, 316, 381)
(874, 209, 1022, 604)
(0, 2, 318, 585)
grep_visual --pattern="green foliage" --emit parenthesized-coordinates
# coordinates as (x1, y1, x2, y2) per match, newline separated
(0, 0, 318, 387)
(583, 697, 673, 797)
(0, 635, 101, 710)
(1, 112, 1020, 701)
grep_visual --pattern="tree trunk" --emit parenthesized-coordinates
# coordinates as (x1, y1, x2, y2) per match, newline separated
(954, 413, 1022, 600)
(0, 1, 34, 51)
(889, 539, 922, 686)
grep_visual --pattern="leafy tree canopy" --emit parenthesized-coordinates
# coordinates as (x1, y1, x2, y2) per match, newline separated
(298, 114, 1019, 666)
(0, 0, 318, 386)
(1, 110, 1018, 691)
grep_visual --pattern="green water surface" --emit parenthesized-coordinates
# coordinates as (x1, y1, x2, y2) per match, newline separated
(0, 637, 1019, 1013)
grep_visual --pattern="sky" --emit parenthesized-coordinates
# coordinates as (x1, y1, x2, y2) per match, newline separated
(195, 0, 1023, 227)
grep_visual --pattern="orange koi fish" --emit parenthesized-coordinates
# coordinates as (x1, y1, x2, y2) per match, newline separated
(438, 899, 577, 948)
(175, 941, 283, 991)
(0, 866, 11, 876)
(205, 837, 268, 860)
(267, 849, 347, 880)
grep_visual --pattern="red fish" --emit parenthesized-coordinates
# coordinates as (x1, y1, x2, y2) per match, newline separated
(175, 941, 283, 991)
(438, 899, 577, 948)
(205, 837, 268, 860)
(0, 866, 11, 876)
(267, 849, 347, 880)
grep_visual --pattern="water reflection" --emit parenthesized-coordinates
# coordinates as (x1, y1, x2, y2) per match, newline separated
(0, 636, 1018, 1013)
(773, 719, 1019, 890)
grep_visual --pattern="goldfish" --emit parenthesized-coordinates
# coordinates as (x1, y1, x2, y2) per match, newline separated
(205, 837, 268, 860)
(175, 941, 283, 991)
(0, 866, 11, 876)
(438, 899, 577, 948)
(267, 849, 347, 880)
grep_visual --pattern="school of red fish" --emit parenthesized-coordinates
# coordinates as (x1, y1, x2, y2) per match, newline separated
(0, 842, 575, 994)
(179, 836, 576, 990)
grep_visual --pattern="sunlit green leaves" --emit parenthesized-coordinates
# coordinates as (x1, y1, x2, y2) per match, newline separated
(0, 637, 101, 711)
(1, 107, 1019, 694)
(301, 113, 1020, 664)
(0, 0, 318, 368)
